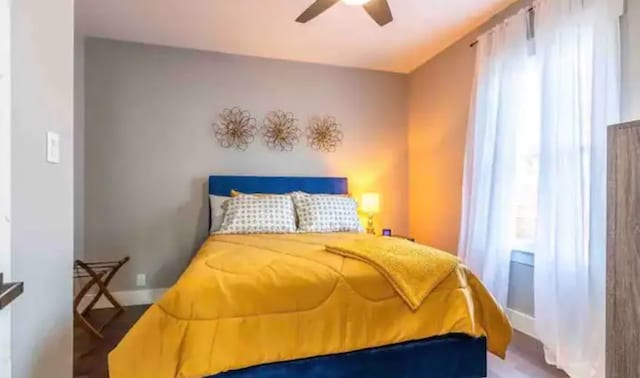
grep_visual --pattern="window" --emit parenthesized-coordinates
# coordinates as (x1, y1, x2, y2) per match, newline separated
(512, 57, 540, 253)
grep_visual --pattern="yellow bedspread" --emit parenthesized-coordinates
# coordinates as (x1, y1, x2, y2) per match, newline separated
(108, 233, 512, 378)
(326, 237, 460, 310)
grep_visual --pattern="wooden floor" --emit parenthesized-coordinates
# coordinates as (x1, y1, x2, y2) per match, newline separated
(74, 305, 568, 378)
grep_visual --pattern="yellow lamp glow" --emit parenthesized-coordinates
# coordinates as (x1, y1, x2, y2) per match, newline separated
(361, 193, 380, 234)
(361, 193, 380, 214)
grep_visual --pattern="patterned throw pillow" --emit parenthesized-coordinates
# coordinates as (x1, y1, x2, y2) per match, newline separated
(294, 195, 364, 233)
(216, 195, 296, 234)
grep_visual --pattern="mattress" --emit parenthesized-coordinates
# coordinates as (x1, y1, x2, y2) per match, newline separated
(108, 233, 512, 378)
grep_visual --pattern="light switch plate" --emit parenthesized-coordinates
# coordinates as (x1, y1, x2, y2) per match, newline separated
(136, 274, 146, 287)
(46, 132, 60, 164)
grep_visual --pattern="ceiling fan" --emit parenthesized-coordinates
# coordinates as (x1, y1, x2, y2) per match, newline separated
(296, 0, 393, 27)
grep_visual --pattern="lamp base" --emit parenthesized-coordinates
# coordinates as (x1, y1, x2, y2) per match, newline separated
(366, 215, 375, 235)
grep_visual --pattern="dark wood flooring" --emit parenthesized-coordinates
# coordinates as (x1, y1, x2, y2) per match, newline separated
(74, 305, 568, 378)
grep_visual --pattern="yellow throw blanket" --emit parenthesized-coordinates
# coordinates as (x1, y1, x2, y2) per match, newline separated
(109, 233, 512, 378)
(326, 237, 459, 311)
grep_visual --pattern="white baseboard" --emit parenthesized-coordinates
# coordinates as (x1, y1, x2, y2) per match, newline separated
(506, 308, 537, 339)
(78, 288, 168, 312)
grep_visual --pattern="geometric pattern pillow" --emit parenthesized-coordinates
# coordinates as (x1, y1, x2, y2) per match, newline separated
(294, 195, 363, 233)
(216, 194, 296, 234)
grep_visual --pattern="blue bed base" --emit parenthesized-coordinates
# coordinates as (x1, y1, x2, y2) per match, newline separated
(206, 176, 488, 377)
(206, 334, 487, 378)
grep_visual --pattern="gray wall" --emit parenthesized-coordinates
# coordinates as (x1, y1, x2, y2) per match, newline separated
(508, 256, 534, 315)
(10, 0, 74, 376)
(75, 33, 85, 261)
(0, 1, 10, 375)
(622, 0, 640, 122)
(84, 38, 409, 291)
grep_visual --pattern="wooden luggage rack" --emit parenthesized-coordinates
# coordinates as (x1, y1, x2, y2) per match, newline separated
(73, 257, 130, 339)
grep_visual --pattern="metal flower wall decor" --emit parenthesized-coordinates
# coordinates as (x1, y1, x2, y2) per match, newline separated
(306, 116, 344, 152)
(212, 107, 258, 150)
(262, 111, 303, 151)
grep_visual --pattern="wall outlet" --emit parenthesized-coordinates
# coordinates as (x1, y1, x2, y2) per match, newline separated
(136, 273, 146, 287)
(46, 131, 60, 163)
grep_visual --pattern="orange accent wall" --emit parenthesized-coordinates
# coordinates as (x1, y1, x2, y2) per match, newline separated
(407, 41, 475, 254)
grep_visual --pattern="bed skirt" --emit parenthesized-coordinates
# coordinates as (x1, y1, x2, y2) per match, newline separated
(207, 334, 487, 378)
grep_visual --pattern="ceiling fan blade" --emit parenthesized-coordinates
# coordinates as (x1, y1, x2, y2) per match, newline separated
(363, 0, 393, 26)
(296, 0, 341, 23)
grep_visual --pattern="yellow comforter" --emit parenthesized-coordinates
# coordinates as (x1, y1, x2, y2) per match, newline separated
(325, 237, 460, 310)
(109, 233, 512, 378)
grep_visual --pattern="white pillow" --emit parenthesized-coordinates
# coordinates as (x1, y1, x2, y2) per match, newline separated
(216, 195, 297, 234)
(294, 195, 363, 233)
(209, 195, 231, 234)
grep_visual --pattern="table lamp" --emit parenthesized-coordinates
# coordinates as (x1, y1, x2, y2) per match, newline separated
(361, 193, 380, 234)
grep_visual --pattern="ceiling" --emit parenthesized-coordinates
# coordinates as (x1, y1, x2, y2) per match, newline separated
(76, 0, 514, 74)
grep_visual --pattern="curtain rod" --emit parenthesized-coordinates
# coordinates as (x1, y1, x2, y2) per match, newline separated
(469, 6, 535, 48)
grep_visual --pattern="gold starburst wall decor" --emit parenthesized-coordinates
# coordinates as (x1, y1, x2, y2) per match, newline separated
(262, 111, 302, 151)
(307, 116, 343, 152)
(212, 107, 258, 150)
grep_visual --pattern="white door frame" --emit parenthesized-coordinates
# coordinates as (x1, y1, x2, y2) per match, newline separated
(0, 0, 12, 375)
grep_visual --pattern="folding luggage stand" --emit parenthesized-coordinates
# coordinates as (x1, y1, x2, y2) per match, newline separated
(73, 257, 130, 339)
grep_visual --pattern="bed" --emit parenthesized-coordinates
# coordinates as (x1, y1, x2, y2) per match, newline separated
(108, 176, 512, 378)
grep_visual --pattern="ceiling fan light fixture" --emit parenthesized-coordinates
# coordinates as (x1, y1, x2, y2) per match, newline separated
(296, 0, 392, 26)
(342, 0, 371, 5)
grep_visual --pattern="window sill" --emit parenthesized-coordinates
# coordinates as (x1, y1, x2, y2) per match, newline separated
(511, 250, 534, 267)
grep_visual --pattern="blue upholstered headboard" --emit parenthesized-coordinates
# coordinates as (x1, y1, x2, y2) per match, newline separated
(208, 175, 348, 196)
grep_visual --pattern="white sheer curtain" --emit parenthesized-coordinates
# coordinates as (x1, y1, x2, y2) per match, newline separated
(533, 0, 622, 376)
(458, 10, 531, 307)
(462, 0, 622, 375)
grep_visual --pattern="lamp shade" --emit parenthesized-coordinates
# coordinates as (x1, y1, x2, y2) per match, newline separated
(361, 193, 380, 214)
